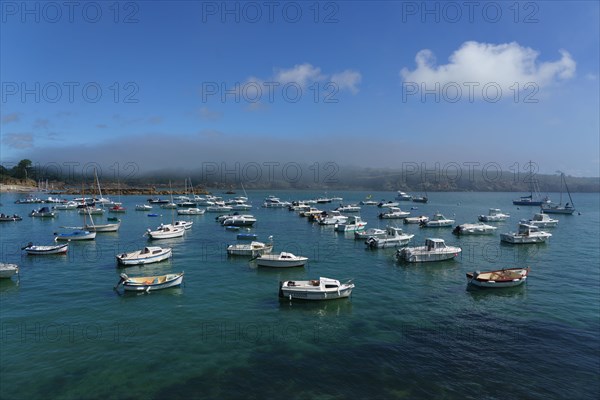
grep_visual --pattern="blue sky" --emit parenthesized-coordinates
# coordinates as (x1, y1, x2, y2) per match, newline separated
(1, 1, 599, 177)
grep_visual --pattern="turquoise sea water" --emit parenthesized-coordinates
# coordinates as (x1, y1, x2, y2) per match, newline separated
(1, 191, 598, 399)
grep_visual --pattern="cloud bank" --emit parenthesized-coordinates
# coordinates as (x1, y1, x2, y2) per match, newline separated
(400, 41, 576, 95)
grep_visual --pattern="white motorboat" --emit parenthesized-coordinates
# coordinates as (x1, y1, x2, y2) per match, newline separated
(354, 228, 386, 240)
(366, 226, 414, 249)
(54, 201, 78, 210)
(466, 267, 530, 288)
(78, 207, 104, 215)
(452, 223, 497, 235)
(116, 246, 172, 266)
(255, 252, 308, 268)
(22, 242, 69, 255)
(173, 220, 193, 230)
(136, 204, 153, 211)
(177, 208, 205, 215)
(404, 215, 429, 224)
(500, 223, 552, 244)
(160, 202, 178, 209)
(317, 211, 348, 226)
(478, 208, 510, 222)
(335, 216, 367, 232)
(115, 272, 184, 292)
(397, 238, 462, 262)
(222, 214, 256, 227)
(335, 204, 361, 213)
(206, 204, 233, 213)
(263, 196, 291, 208)
(395, 191, 412, 201)
(146, 224, 185, 239)
(378, 207, 410, 219)
(231, 203, 252, 211)
(421, 213, 455, 227)
(279, 277, 354, 301)
(378, 201, 399, 208)
(300, 208, 323, 218)
(227, 241, 273, 257)
(359, 200, 378, 205)
(520, 213, 558, 227)
(0, 263, 19, 279)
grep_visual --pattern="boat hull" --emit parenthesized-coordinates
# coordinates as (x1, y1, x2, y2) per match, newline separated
(500, 234, 550, 244)
(55, 231, 96, 241)
(122, 273, 184, 291)
(0, 263, 19, 279)
(279, 280, 354, 300)
(398, 247, 461, 263)
(117, 248, 172, 266)
(256, 257, 307, 268)
(25, 244, 69, 255)
(466, 268, 529, 288)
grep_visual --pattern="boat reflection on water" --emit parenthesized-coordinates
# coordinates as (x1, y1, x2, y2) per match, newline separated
(278, 296, 353, 317)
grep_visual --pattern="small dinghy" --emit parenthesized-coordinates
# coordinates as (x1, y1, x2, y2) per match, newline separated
(237, 233, 258, 241)
(114, 272, 184, 292)
(22, 242, 69, 255)
(255, 252, 308, 268)
(0, 263, 19, 279)
(466, 267, 529, 288)
(116, 246, 172, 266)
(0, 213, 22, 222)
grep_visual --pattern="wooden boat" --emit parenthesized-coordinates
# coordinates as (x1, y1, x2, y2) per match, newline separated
(115, 272, 184, 292)
(116, 246, 172, 266)
(22, 242, 68, 255)
(0, 263, 19, 279)
(466, 267, 529, 288)
(0, 213, 22, 221)
(397, 238, 461, 263)
(255, 252, 308, 268)
(279, 277, 354, 300)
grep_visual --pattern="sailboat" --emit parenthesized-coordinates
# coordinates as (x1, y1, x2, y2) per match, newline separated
(513, 161, 551, 206)
(109, 178, 126, 213)
(412, 182, 428, 203)
(540, 172, 576, 215)
(56, 185, 97, 240)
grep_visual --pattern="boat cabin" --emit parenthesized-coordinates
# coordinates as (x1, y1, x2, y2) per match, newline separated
(425, 238, 447, 250)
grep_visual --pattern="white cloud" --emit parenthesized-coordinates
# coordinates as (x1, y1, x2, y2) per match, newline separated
(273, 63, 326, 87)
(400, 41, 576, 94)
(331, 70, 362, 94)
(3, 133, 34, 149)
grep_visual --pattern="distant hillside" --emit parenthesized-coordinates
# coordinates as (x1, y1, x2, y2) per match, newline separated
(3, 163, 599, 193)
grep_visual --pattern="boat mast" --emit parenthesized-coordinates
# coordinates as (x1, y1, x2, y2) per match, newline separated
(562, 173, 574, 206)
